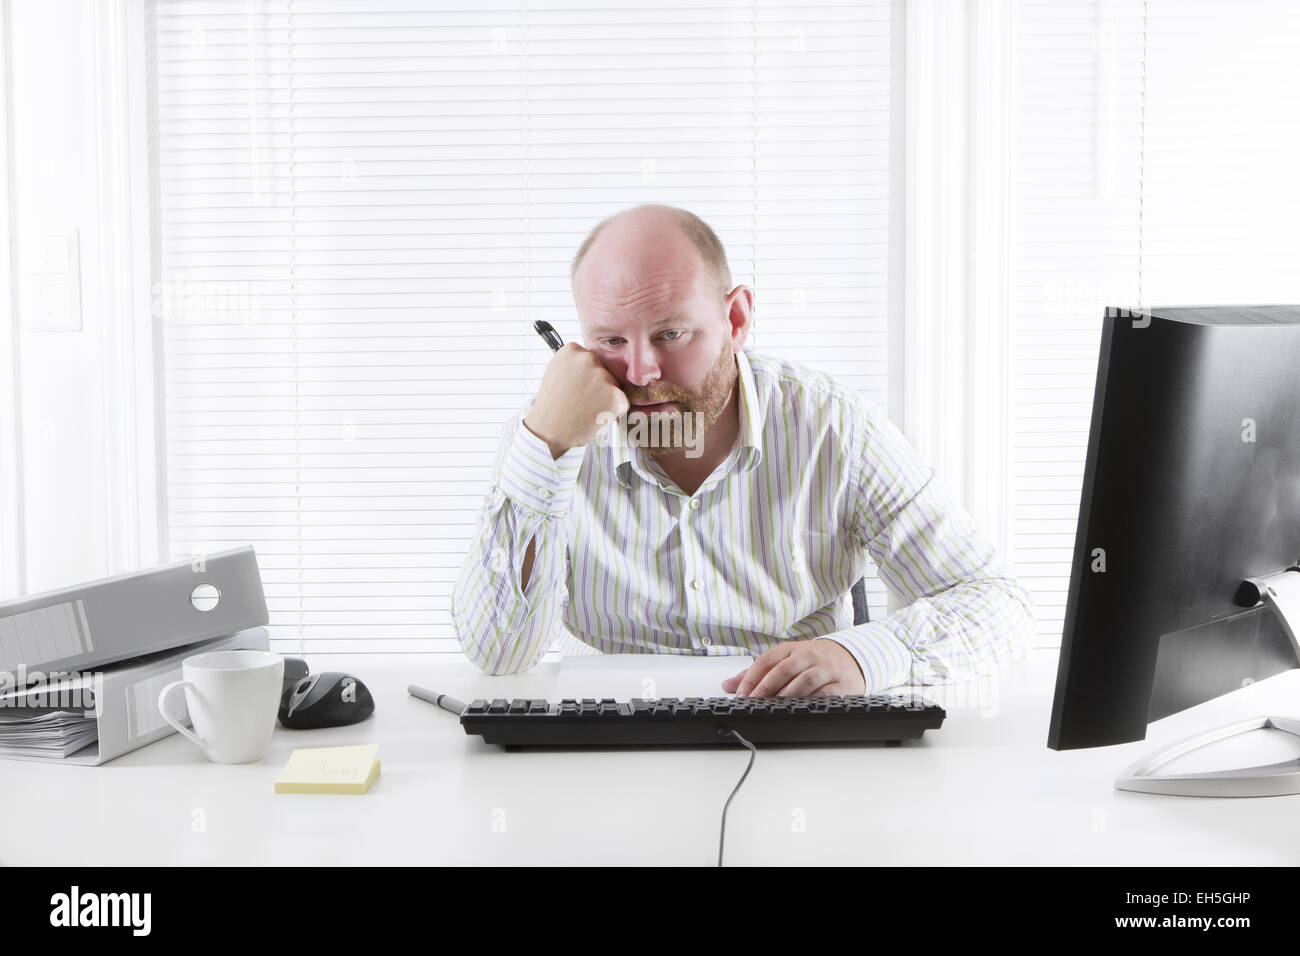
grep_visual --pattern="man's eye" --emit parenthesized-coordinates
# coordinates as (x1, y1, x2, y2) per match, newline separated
(601, 333, 680, 346)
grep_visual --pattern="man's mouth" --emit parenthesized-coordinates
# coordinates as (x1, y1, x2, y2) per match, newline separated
(631, 401, 677, 412)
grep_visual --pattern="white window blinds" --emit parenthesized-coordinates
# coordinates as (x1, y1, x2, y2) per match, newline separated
(150, 0, 892, 653)
(1012, 0, 1300, 644)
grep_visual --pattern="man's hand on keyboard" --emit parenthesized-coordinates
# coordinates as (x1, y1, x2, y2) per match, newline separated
(721, 639, 867, 698)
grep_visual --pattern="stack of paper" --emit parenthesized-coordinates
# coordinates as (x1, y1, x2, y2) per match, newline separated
(0, 709, 98, 759)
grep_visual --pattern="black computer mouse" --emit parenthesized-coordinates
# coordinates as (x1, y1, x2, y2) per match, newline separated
(281, 656, 309, 696)
(278, 672, 375, 729)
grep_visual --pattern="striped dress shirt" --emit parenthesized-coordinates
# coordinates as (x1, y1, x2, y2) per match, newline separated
(453, 349, 1035, 690)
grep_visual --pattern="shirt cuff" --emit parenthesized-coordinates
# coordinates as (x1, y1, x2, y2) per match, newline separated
(497, 419, 586, 517)
(815, 625, 913, 693)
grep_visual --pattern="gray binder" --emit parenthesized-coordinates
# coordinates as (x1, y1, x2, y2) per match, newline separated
(0, 546, 268, 679)
(0, 625, 271, 765)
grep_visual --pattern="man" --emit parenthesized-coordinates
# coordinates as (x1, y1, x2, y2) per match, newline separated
(453, 204, 1034, 696)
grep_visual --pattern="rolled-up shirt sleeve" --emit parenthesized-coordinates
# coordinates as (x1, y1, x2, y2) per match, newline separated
(816, 402, 1035, 691)
(451, 412, 585, 674)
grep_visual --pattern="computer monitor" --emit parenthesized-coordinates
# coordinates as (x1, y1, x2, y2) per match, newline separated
(1048, 305, 1300, 794)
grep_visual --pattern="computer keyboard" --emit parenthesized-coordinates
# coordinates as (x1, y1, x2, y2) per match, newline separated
(458, 693, 945, 747)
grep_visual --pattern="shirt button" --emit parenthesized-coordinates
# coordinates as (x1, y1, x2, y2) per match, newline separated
(689, 499, 701, 511)
(537, 487, 554, 498)
(791, 546, 803, 560)
(701, 637, 712, 646)
(692, 579, 704, 591)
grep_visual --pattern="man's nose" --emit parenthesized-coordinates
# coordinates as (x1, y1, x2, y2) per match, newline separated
(624, 344, 661, 387)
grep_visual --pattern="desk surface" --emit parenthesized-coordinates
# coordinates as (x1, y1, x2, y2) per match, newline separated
(4, 649, 1299, 866)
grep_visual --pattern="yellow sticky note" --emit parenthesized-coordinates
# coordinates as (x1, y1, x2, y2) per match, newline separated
(274, 744, 380, 795)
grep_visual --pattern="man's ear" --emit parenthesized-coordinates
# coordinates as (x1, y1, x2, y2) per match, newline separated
(726, 284, 754, 349)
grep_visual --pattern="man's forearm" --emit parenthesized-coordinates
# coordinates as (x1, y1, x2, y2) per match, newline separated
(451, 508, 566, 675)
(827, 577, 1034, 690)
(453, 412, 584, 674)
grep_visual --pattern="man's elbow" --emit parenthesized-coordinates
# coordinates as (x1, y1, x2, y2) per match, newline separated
(454, 627, 537, 677)
(469, 653, 532, 677)
(941, 574, 1036, 669)
(992, 576, 1037, 664)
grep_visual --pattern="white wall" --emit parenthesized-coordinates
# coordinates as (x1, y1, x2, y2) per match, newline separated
(2, 0, 154, 597)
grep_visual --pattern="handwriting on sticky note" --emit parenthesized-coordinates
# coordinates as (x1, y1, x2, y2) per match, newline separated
(320, 765, 359, 778)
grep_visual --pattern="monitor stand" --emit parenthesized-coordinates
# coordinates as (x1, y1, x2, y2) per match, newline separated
(1115, 568, 1300, 797)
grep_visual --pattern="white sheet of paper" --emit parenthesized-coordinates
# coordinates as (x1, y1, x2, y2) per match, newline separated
(555, 654, 754, 700)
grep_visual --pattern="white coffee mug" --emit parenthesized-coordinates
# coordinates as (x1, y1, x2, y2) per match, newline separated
(157, 650, 284, 764)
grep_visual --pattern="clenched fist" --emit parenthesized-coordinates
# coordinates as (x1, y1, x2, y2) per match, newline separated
(523, 343, 631, 459)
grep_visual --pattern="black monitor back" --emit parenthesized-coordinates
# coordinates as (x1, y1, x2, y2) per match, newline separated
(1049, 305, 1300, 750)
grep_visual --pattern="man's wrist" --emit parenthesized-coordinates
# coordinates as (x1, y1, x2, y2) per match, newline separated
(499, 418, 585, 516)
(814, 627, 911, 693)
(812, 637, 867, 693)
(521, 415, 572, 460)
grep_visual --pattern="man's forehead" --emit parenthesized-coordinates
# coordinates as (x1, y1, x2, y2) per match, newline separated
(577, 243, 702, 292)
(577, 266, 706, 325)
(581, 269, 690, 306)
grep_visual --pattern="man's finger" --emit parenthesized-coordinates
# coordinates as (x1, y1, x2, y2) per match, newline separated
(764, 662, 833, 698)
(808, 680, 846, 698)
(735, 644, 794, 696)
(720, 669, 748, 693)
(747, 655, 809, 697)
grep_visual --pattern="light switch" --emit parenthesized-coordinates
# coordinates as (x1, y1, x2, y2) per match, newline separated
(23, 231, 82, 332)
(31, 235, 73, 275)
(37, 281, 78, 331)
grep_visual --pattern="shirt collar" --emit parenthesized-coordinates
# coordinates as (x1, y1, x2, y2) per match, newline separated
(612, 348, 764, 489)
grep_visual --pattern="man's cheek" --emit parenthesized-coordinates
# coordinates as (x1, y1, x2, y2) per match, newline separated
(587, 349, 621, 378)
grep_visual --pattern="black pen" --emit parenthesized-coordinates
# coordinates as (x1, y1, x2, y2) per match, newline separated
(533, 320, 564, 352)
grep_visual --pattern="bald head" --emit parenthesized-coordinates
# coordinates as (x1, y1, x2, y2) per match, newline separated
(570, 205, 732, 302)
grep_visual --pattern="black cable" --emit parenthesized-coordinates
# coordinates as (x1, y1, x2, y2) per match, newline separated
(717, 729, 757, 867)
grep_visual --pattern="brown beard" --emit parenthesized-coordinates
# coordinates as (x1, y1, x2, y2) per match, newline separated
(624, 338, 736, 455)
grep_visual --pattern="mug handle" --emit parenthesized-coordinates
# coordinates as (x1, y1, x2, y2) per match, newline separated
(157, 680, 206, 750)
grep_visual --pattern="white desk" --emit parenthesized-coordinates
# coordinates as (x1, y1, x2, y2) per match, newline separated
(3, 648, 1299, 866)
